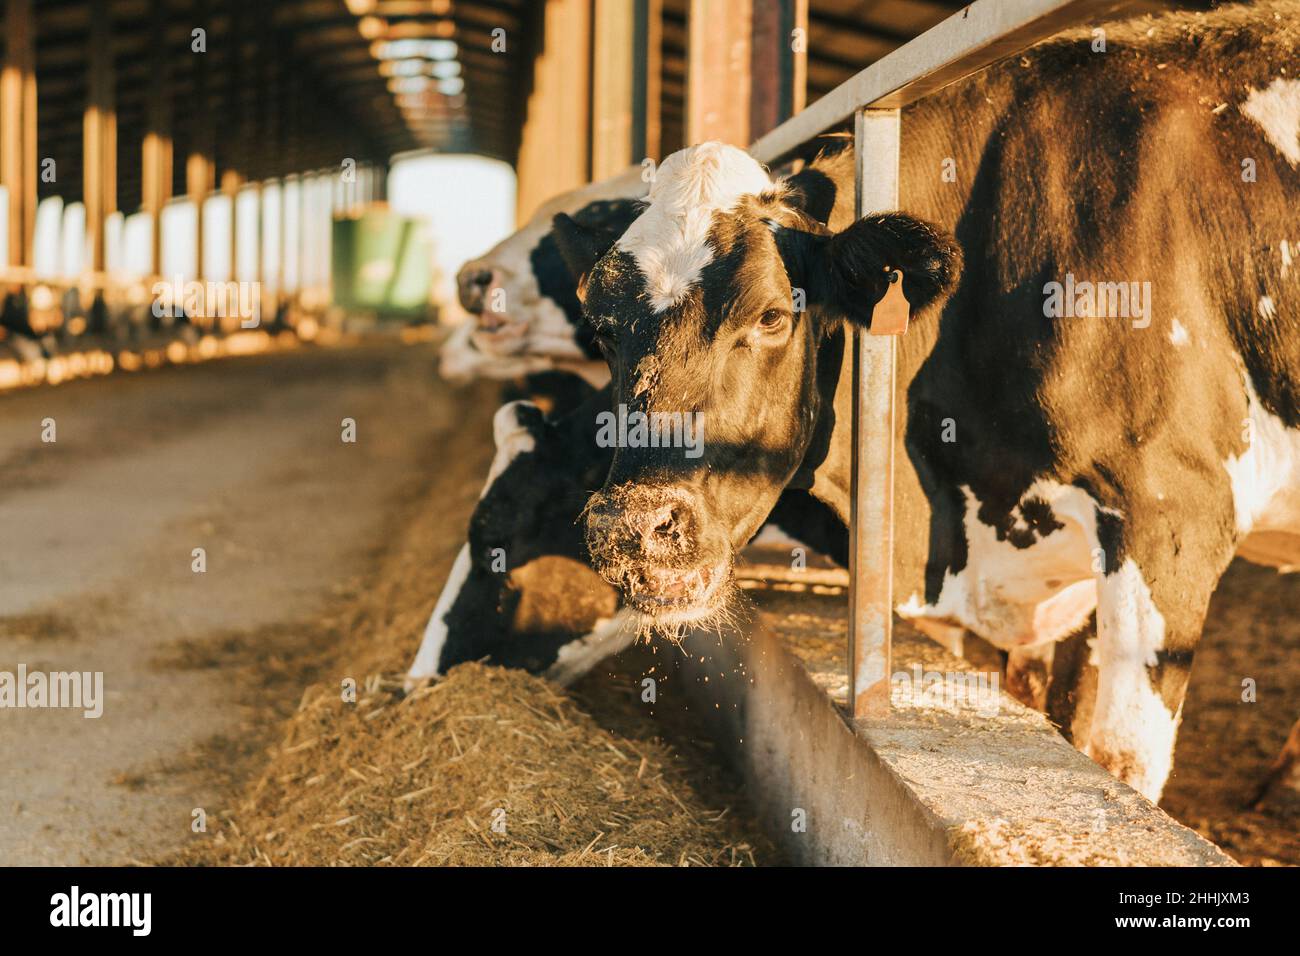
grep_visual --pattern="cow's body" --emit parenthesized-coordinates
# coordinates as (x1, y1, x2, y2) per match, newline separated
(552, 2, 1299, 802)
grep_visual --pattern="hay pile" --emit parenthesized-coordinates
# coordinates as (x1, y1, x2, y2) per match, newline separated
(179, 663, 763, 866)
(170, 391, 770, 866)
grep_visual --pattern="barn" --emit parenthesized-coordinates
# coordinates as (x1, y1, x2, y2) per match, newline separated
(0, 0, 1295, 897)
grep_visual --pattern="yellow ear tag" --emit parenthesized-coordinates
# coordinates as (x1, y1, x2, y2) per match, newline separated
(870, 268, 910, 336)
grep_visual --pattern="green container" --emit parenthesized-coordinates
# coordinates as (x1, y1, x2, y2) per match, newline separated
(331, 208, 434, 318)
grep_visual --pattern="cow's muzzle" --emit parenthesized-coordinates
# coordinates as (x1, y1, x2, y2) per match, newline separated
(456, 264, 531, 356)
(583, 484, 732, 625)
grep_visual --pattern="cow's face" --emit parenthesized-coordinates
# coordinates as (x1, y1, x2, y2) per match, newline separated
(444, 198, 644, 381)
(437, 398, 621, 673)
(553, 142, 961, 633)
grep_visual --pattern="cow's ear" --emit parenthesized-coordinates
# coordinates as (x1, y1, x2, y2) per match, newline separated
(794, 213, 962, 325)
(551, 212, 609, 300)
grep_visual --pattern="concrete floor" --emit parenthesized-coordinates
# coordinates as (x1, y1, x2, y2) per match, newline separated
(0, 339, 478, 864)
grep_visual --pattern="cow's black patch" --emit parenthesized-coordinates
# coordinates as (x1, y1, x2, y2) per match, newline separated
(531, 198, 643, 358)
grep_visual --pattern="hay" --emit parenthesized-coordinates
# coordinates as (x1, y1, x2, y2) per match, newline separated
(176, 663, 765, 866)
(168, 390, 772, 866)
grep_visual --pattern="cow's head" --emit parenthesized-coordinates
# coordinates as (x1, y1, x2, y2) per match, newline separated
(553, 142, 961, 633)
(434, 393, 622, 674)
(442, 195, 644, 381)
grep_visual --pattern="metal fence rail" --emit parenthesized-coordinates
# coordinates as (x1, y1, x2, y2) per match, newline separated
(745, 0, 1136, 717)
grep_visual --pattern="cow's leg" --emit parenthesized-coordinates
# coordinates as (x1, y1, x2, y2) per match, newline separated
(1045, 619, 1097, 746)
(1006, 643, 1055, 711)
(1253, 716, 1300, 806)
(1084, 504, 1235, 803)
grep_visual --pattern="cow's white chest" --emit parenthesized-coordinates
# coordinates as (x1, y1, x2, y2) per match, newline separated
(1228, 381, 1300, 571)
(898, 482, 1104, 650)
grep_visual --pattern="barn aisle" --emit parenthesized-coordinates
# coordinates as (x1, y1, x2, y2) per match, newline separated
(0, 340, 497, 864)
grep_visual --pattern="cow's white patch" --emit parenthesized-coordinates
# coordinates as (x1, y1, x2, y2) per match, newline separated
(487, 402, 538, 486)
(1225, 378, 1300, 569)
(1283, 239, 1294, 278)
(544, 609, 636, 685)
(405, 543, 473, 688)
(405, 402, 542, 687)
(1168, 318, 1190, 346)
(896, 481, 1103, 649)
(618, 142, 772, 312)
(1241, 77, 1300, 167)
(1259, 295, 1278, 321)
(1085, 558, 1178, 803)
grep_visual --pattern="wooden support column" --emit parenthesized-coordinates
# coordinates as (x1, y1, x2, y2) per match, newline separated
(592, 0, 662, 179)
(848, 108, 900, 718)
(749, 0, 807, 139)
(686, 0, 752, 145)
(222, 1, 245, 288)
(515, 0, 592, 222)
(85, 0, 118, 277)
(2, 0, 37, 269)
(187, 0, 214, 285)
(142, 0, 173, 280)
(275, 39, 291, 302)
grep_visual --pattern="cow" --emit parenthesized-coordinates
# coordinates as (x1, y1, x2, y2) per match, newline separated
(407, 382, 632, 688)
(406, 379, 848, 690)
(546, 1, 1300, 803)
(440, 171, 647, 384)
(441, 138, 852, 386)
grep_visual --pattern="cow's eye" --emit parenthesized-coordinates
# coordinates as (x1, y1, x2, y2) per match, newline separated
(756, 309, 788, 333)
(594, 333, 616, 359)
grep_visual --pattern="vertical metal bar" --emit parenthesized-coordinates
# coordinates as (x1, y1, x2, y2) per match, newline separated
(849, 107, 900, 718)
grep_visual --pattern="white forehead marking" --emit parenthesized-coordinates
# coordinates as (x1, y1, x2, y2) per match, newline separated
(1240, 77, 1300, 167)
(616, 142, 772, 313)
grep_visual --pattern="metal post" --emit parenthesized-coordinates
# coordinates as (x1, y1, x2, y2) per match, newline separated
(848, 107, 900, 718)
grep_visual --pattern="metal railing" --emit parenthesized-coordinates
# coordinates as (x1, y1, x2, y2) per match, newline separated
(744, 0, 1136, 718)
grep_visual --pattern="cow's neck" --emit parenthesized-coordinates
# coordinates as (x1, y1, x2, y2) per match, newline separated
(790, 82, 990, 530)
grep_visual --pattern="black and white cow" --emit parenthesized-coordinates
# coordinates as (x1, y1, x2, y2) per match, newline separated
(442, 138, 850, 385)
(547, 2, 1300, 803)
(407, 382, 631, 688)
(406, 376, 848, 689)
(441, 173, 647, 384)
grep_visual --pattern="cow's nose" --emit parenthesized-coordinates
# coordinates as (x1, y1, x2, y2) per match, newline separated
(459, 268, 495, 312)
(629, 502, 689, 556)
